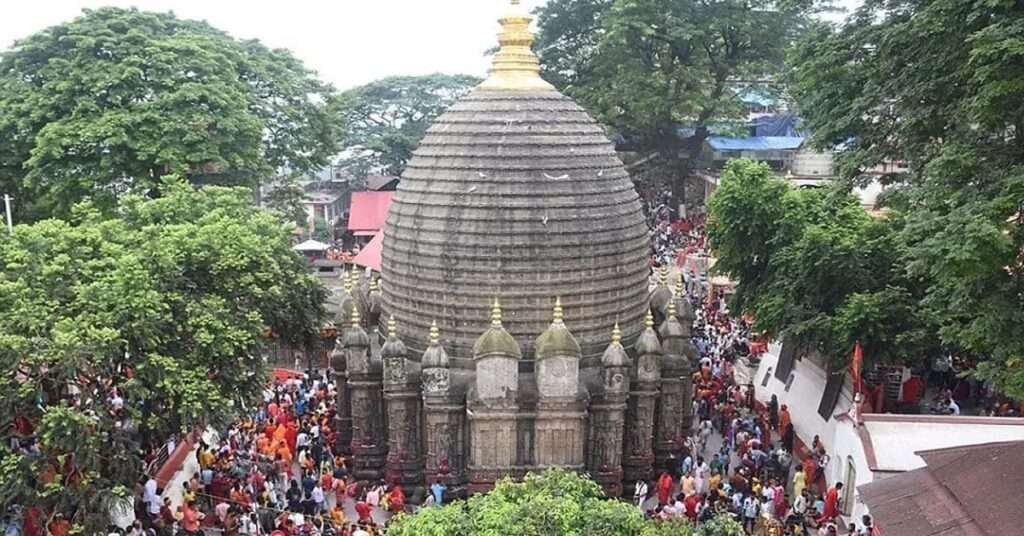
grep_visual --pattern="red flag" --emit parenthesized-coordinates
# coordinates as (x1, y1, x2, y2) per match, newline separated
(850, 342, 864, 394)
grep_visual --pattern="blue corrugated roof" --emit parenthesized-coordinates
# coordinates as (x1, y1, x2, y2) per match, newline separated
(708, 136, 805, 151)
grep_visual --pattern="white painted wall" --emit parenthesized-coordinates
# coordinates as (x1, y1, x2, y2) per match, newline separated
(751, 345, 871, 522)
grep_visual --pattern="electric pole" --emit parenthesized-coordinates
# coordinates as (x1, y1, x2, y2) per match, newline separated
(2, 194, 12, 235)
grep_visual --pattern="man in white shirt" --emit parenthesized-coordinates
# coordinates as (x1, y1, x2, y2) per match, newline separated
(142, 477, 160, 519)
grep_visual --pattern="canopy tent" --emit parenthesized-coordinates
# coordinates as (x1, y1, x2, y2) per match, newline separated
(347, 191, 394, 235)
(352, 230, 383, 271)
(292, 239, 330, 252)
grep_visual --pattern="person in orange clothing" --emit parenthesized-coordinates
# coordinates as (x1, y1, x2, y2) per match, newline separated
(816, 482, 843, 525)
(778, 404, 792, 435)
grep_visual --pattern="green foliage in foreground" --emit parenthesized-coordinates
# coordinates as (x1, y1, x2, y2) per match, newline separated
(707, 159, 937, 368)
(387, 469, 744, 536)
(0, 180, 325, 530)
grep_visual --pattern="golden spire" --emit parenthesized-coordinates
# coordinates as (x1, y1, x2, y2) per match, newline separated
(491, 297, 503, 328)
(369, 274, 378, 292)
(645, 309, 655, 328)
(387, 314, 397, 338)
(478, 0, 555, 91)
(675, 272, 684, 298)
(350, 302, 361, 328)
(552, 296, 564, 324)
(343, 266, 353, 292)
(429, 319, 440, 344)
(658, 266, 669, 286)
(612, 322, 622, 344)
(667, 297, 677, 318)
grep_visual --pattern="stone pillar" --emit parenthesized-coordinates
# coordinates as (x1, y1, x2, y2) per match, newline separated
(421, 321, 467, 498)
(467, 299, 521, 493)
(673, 274, 698, 436)
(623, 310, 661, 488)
(655, 298, 691, 471)
(381, 316, 423, 496)
(533, 298, 586, 469)
(345, 304, 386, 481)
(329, 339, 352, 456)
(588, 323, 631, 497)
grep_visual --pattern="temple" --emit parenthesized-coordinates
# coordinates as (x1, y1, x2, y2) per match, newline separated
(328, 0, 696, 499)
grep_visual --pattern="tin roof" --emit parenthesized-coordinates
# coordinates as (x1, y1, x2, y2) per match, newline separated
(859, 441, 1024, 536)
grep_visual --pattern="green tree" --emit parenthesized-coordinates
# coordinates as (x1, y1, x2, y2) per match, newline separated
(312, 215, 333, 242)
(707, 159, 935, 367)
(387, 469, 743, 536)
(788, 0, 1024, 396)
(534, 0, 812, 204)
(0, 7, 341, 222)
(336, 73, 480, 179)
(264, 174, 308, 228)
(0, 179, 325, 530)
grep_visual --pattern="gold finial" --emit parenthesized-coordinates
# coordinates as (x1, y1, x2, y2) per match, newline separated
(343, 266, 353, 292)
(645, 309, 654, 328)
(552, 296, 564, 324)
(675, 273, 684, 298)
(667, 297, 677, 317)
(350, 302, 361, 328)
(491, 297, 503, 328)
(369, 275, 378, 292)
(478, 0, 555, 91)
(612, 322, 622, 343)
(429, 320, 440, 344)
(387, 314, 397, 338)
(658, 266, 669, 286)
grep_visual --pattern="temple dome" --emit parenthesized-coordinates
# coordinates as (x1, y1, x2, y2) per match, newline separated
(379, 1, 650, 365)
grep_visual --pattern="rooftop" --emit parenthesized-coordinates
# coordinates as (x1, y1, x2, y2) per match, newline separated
(860, 440, 1024, 536)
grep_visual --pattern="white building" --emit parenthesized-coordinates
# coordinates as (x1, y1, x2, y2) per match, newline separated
(748, 344, 1024, 525)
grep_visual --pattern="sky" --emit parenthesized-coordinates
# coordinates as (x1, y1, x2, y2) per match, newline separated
(0, 0, 863, 92)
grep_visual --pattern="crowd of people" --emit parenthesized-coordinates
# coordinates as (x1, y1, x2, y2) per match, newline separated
(627, 275, 875, 535)
(131, 372, 404, 536)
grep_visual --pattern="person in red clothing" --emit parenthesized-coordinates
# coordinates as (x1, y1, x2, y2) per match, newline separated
(656, 471, 674, 505)
(388, 484, 406, 513)
(355, 495, 373, 524)
(47, 513, 71, 536)
(22, 506, 43, 536)
(816, 482, 843, 525)
(683, 493, 701, 521)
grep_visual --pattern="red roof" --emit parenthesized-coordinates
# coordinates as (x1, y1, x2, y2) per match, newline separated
(347, 191, 393, 233)
(352, 231, 383, 272)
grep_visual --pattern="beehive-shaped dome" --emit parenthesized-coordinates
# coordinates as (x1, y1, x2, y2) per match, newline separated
(380, 1, 650, 365)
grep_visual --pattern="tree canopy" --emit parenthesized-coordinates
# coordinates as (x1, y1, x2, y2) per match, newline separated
(707, 159, 936, 368)
(387, 469, 744, 536)
(534, 0, 811, 202)
(0, 7, 342, 222)
(788, 0, 1024, 395)
(0, 180, 325, 530)
(335, 73, 480, 181)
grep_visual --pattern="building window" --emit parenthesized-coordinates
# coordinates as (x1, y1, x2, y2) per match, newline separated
(762, 367, 773, 387)
(785, 373, 796, 392)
